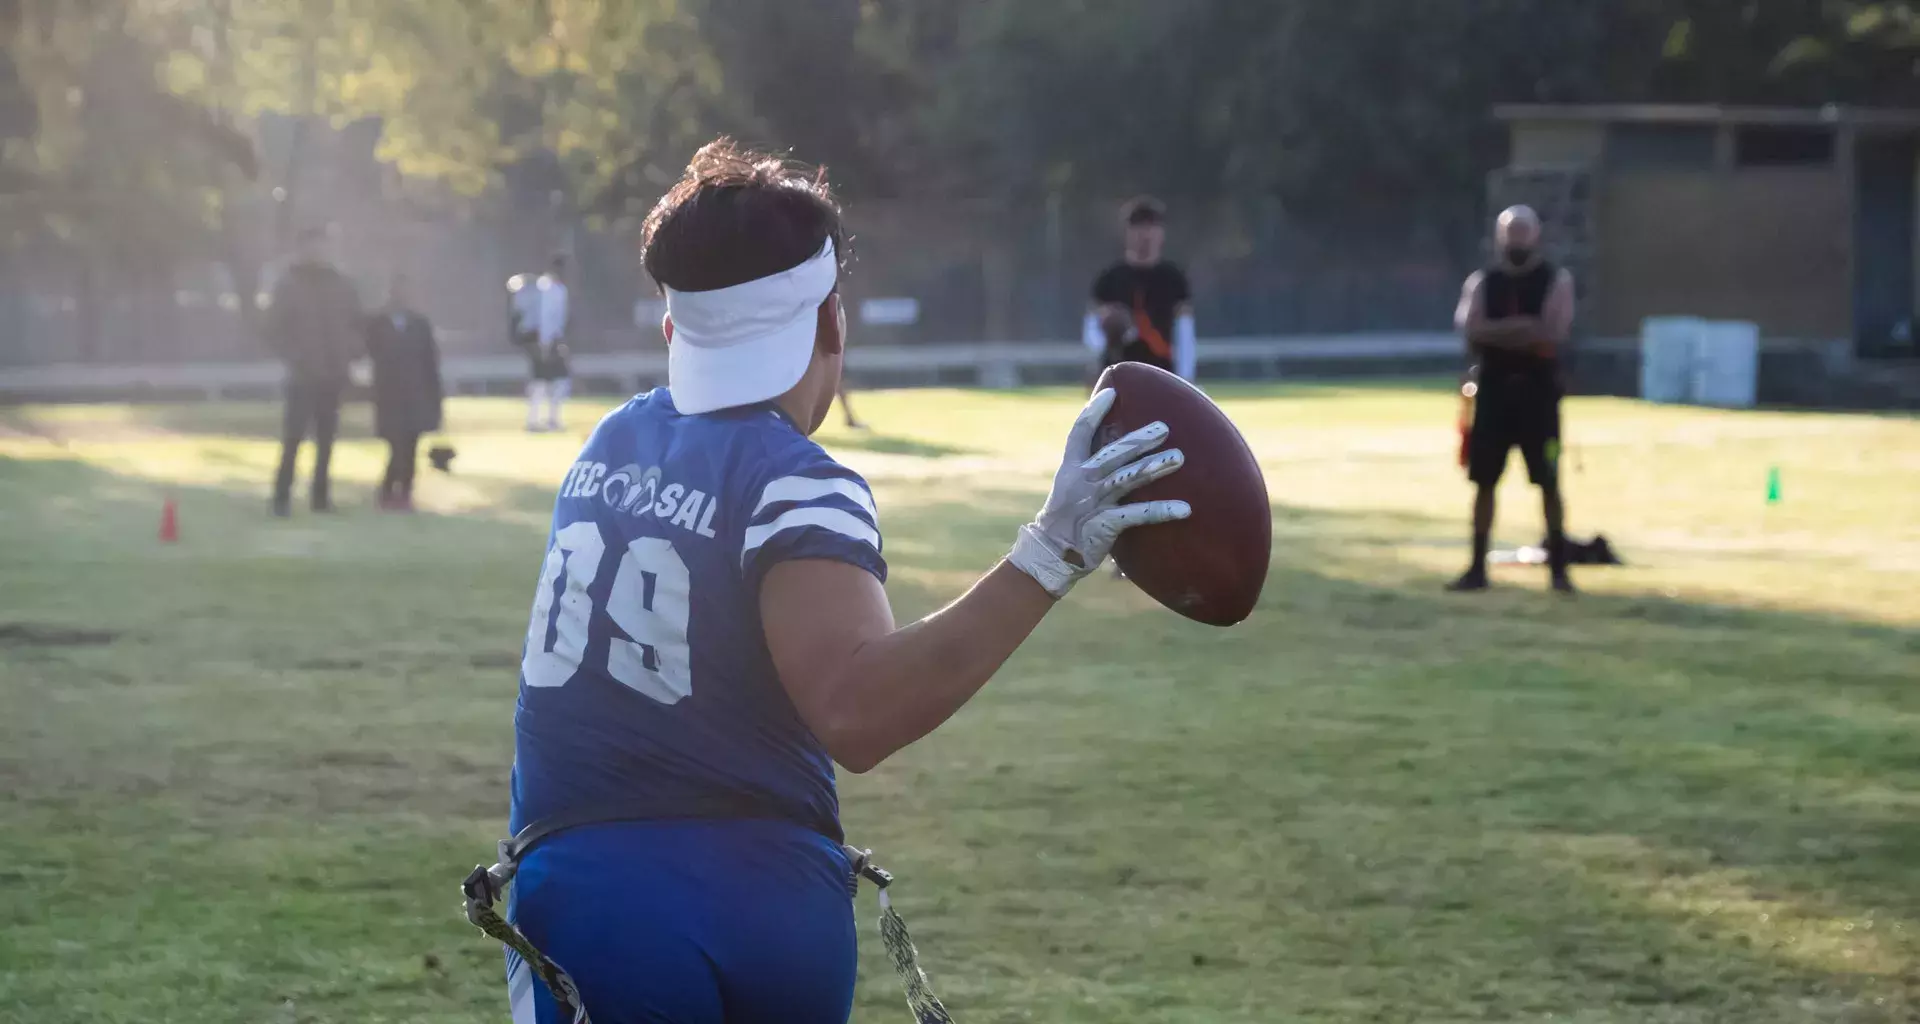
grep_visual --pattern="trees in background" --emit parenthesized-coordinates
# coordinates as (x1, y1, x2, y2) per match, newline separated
(1, 0, 1917, 355)
(1, 1, 262, 355)
(0, 0, 744, 354)
(10, 0, 1920, 228)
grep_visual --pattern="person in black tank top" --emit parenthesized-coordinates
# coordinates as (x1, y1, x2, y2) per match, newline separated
(1478, 261, 1560, 398)
(1449, 206, 1578, 594)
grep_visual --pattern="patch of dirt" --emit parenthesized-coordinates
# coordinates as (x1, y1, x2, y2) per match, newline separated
(0, 419, 48, 441)
(0, 623, 120, 648)
(467, 651, 521, 670)
(311, 748, 405, 769)
(0, 416, 177, 445)
(292, 656, 367, 671)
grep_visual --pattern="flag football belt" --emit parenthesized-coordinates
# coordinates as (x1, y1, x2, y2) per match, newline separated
(461, 809, 955, 1024)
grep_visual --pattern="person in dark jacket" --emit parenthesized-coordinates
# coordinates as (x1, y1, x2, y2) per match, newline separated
(268, 226, 363, 516)
(365, 273, 444, 512)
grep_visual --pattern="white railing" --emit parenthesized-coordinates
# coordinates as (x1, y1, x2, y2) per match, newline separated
(0, 332, 1460, 402)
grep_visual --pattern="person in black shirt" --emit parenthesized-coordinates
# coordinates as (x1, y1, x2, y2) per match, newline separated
(1450, 205, 1577, 593)
(834, 375, 867, 432)
(267, 226, 363, 517)
(1084, 196, 1196, 381)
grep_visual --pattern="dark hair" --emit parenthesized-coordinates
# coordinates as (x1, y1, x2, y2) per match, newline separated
(1121, 195, 1165, 227)
(641, 138, 847, 293)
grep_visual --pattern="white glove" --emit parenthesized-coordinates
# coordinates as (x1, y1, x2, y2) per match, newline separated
(1009, 389, 1190, 597)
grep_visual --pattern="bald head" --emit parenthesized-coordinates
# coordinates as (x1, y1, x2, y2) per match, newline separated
(1495, 205, 1542, 270)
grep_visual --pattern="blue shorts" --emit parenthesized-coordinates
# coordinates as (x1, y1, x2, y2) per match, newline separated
(504, 819, 857, 1024)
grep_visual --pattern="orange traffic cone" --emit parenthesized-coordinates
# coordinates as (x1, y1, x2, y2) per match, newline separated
(159, 494, 179, 543)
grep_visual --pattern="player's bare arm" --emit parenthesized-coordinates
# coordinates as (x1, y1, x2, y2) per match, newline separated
(762, 559, 1051, 773)
(1533, 268, 1576, 356)
(763, 388, 1186, 773)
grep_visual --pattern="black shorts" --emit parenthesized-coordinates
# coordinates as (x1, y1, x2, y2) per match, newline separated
(1101, 340, 1173, 374)
(527, 344, 570, 382)
(1468, 393, 1561, 487)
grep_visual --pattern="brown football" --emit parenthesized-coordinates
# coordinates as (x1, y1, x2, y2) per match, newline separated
(1094, 362, 1271, 626)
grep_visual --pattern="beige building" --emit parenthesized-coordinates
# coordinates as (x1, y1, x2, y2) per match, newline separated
(1493, 104, 1920, 359)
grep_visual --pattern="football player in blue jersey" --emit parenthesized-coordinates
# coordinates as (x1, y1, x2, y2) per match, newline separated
(502, 139, 1191, 1024)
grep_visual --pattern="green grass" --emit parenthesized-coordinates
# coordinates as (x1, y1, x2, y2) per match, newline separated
(2, 385, 1917, 1023)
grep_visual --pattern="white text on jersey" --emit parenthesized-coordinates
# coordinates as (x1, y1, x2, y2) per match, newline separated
(560, 460, 719, 539)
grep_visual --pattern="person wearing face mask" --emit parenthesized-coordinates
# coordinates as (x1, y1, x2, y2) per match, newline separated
(1449, 205, 1577, 594)
(365, 272, 444, 512)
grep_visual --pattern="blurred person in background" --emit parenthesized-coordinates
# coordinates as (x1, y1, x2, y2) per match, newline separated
(1084, 196, 1197, 383)
(523, 253, 572, 432)
(508, 272, 540, 351)
(834, 379, 867, 431)
(268, 225, 363, 517)
(506, 268, 539, 409)
(366, 272, 443, 512)
(1449, 205, 1576, 594)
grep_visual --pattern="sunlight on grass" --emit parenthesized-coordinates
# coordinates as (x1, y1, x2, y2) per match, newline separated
(1534, 832, 1914, 981)
(7, 387, 1916, 625)
(3, 383, 1916, 1023)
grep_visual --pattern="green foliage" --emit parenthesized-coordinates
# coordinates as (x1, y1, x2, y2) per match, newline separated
(1652, 0, 1920, 104)
(12, 1, 1920, 213)
(1846, 2, 1920, 46)
(2, 0, 1918, 324)
(1, 2, 254, 275)
(904, 0, 1665, 221)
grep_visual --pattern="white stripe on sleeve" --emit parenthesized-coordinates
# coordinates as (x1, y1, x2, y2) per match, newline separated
(754, 474, 877, 521)
(742, 506, 881, 564)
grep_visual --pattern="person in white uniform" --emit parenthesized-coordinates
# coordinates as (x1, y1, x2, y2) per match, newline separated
(518, 253, 573, 432)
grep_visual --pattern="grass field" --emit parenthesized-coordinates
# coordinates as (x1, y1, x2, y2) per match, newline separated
(2, 383, 1917, 1024)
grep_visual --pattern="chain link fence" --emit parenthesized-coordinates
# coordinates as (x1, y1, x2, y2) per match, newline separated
(0, 190, 1469, 369)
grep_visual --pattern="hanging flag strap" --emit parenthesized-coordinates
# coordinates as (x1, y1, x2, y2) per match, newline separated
(844, 846, 956, 1024)
(460, 852, 591, 1024)
(460, 827, 953, 1024)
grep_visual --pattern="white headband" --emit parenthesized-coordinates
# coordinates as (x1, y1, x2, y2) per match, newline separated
(662, 239, 839, 415)
(664, 239, 837, 351)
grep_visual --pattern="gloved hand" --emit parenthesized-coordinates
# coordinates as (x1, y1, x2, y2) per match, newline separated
(1009, 388, 1189, 597)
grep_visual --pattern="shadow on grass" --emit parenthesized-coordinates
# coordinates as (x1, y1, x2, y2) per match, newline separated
(1258, 508, 1917, 1008)
(10, 399, 990, 454)
(2, 453, 1916, 1019)
(3, 398, 570, 444)
(968, 377, 1460, 401)
(821, 431, 979, 459)
(1, 399, 380, 443)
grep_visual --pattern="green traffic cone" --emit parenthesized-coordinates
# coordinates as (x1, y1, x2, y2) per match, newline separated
(1766, 466, 1781, 505)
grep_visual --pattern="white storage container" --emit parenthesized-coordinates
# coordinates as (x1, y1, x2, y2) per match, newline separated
(1640, 317, 1702, 404)
(1691, 320, 1760, 408)
(1638, 317, 1759, 407)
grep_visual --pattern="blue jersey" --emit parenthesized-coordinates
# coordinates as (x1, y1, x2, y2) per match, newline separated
(508, 389, 885, 843)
